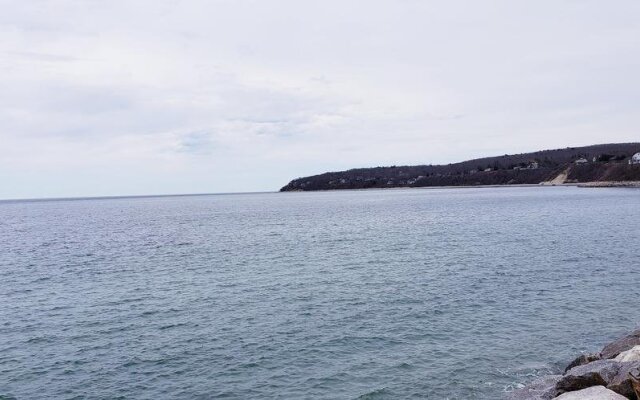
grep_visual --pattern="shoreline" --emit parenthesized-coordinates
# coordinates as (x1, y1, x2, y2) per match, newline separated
(281, 180, 640, 193)
(577, 181, 640, 188)
(282, 183, 583, 193)
(279, 144, 640, 192)
(507, 328, 640, 399)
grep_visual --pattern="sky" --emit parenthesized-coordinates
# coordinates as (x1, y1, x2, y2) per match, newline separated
(1, 0, 639, 199)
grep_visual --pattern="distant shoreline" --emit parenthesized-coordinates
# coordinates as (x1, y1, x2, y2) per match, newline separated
(577, 181, 640, 188)
(3, 181, 638, 203)
(281, 183, 565, 192)
(280, 181, 640, 193)
(280, 143, 640, 192)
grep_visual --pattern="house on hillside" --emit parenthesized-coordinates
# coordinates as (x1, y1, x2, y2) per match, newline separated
(574, 157, 588, 164)
(630, 153, 640, 165)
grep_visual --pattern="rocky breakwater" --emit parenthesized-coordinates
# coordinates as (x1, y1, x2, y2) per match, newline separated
(507, 329, 640, 399)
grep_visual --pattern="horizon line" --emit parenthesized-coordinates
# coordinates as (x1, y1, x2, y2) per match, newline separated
(0, 190, 279, 203)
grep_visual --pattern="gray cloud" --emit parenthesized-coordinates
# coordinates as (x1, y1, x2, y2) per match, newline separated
(0, 0, 639, 198)
(6, 50, 79, 62)
(177, 131, 218, 155)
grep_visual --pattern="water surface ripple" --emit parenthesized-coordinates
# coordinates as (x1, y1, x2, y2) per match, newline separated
(1, 187, 639, 399)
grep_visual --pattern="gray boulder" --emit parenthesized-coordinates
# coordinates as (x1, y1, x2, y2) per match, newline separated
(564, 353, 601, 373)
(607, 361, 640, 400)
(552, 385, 628, 399)
(556, 359, 622, 395)
(506, 375, 562, 400)
(601, 329, 640, 359)
(614, 345, 640, 363)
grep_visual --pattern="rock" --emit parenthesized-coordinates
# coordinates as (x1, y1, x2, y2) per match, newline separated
(601, 329, 640, 359)
(607, 361, 640, 399)
(614, 345, 640, 363)
(632, 367, 640, 399)
(564, 353, 601, 373)
(552, 385, 628, 399)
(506, 375, 562, 400)
(556, 360, 622, 394)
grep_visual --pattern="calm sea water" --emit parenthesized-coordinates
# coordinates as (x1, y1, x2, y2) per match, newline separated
(1, 187, 639, 399)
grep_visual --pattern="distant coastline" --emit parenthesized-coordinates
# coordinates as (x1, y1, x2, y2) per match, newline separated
(280, 143, 640, 192)
(281, 183, 567, 192)
(577, 181, 640, 188)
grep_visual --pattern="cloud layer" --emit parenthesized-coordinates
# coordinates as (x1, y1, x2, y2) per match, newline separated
(1, 0, 639, 198)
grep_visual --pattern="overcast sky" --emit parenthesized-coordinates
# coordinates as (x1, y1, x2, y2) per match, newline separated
(1, 0, 639, 198)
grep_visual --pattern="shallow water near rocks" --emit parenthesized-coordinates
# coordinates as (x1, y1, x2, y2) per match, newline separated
(1, 187, 639, 399)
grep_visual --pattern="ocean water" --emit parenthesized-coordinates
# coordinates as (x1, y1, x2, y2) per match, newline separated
(1, 186, 639, 399)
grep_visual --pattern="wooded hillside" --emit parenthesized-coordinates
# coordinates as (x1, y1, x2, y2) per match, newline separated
(280, 143, 640, 191)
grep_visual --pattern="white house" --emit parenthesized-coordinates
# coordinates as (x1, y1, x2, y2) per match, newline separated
(630, 152, 640, 165)
(574, 157, 588, 164)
